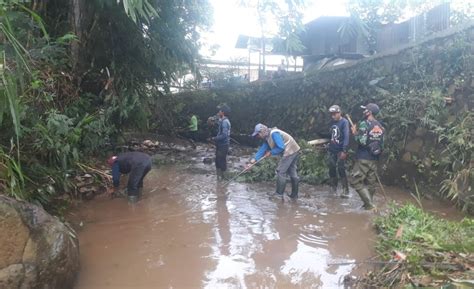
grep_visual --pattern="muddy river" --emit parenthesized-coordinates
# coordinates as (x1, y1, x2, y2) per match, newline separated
(73, 145, 461, 289)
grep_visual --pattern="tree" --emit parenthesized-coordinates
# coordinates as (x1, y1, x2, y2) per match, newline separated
(239, 0, 306, 77)
(0, 0, 213, 201)
(32, 0, 212, 129)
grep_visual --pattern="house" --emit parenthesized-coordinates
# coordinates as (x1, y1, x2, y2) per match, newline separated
(297, 16, 369, 70)
(299, 3, 450, 70)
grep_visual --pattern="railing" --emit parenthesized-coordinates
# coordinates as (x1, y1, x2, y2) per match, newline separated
(376, 3, 450, 53)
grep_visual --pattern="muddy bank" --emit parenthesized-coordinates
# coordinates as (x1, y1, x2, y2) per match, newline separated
(71, 142, 463, 289)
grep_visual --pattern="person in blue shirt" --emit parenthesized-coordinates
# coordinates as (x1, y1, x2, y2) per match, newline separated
(107, 151, 152, 203)
(327, 105, 351, 198)
(211, 104, 231, 180)
(250, 124, 301, 199)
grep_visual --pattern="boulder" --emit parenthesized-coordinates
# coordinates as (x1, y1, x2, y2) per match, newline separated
(0, 196, 79, 289)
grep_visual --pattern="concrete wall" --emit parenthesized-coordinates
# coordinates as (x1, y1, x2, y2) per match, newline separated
(170, 23, 474, 197)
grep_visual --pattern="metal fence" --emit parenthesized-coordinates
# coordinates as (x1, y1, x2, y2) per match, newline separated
(376, 3, 450, 53)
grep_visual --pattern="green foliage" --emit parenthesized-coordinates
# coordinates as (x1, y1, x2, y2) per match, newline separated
(0, 146, 26, 199)
(239, 0, 306, 64)
(239, 157, 278, 183)
(0, 0, 212, 210)
(32, 111, 108, 171)
(297, 142, 328, 184)
(369, 204, 474, 287)
(239, 141, 328, 184)
(438, 112, 473, 210)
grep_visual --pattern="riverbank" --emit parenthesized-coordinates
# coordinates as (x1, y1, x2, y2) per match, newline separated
(67, 138, 469, 289)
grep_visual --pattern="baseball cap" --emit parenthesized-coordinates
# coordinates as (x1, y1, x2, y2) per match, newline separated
(217, 104, 231, 114)
(329, 105, 341, 113)
(361, 103, 380, 115)
(251, 123, 267, 137)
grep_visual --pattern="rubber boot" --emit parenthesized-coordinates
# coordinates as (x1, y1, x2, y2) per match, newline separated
(340, 177, 350, 199)
(112, 188, 127, 199)
(128, 195, 138, 204)
(268, 177, 286, 197)
(288, 178, 299, 199)
(369, 188, 376, 203)
(276, 177, 286, 196)
(329, 177, 338, 194)
(216, 168, 223, 181)
(357, 188, 375, 210)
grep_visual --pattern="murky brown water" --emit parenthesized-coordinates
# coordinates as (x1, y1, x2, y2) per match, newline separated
(73, 145, 462, 289)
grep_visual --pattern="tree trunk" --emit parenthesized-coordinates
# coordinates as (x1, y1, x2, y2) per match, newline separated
(70, 0, 83, 71)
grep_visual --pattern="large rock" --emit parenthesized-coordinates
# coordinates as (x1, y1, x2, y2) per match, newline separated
(0, 196, 79, 289)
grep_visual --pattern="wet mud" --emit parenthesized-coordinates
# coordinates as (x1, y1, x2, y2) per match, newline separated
(73, 144, 462, 289)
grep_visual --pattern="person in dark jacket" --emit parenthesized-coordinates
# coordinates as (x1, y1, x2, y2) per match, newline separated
(211, 104, 231, 180)
(107, 151, 152, 203)
(327, 105, 351, 198)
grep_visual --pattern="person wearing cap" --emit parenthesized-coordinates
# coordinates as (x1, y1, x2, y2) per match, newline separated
(211, 104, 231, 180)
(107, 151, 152, 203)
(327, 105, 350, 198)
(350, 103, 385, 210)
(250, 124, 301, 199)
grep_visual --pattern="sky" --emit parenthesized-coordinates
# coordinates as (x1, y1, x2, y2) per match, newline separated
(201, 0, 350, 60)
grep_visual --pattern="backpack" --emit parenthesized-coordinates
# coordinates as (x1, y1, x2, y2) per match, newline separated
(367, 122, 384, 156)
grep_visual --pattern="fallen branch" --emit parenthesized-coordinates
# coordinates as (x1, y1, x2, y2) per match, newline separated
(76, 163, 112, 183)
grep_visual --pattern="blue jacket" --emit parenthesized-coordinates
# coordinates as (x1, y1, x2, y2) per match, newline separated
(328, 118, 350, 153)
(213, 117, 231, 146)
(254, 131, 285, 161)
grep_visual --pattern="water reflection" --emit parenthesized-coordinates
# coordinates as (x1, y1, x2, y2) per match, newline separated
(77, 147, 456, 289)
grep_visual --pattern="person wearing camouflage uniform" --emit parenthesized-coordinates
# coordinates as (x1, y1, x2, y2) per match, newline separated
(350, 103, 384, 210)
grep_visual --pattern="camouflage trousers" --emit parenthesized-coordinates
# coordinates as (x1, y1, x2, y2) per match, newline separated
(350, 159, 378, 205)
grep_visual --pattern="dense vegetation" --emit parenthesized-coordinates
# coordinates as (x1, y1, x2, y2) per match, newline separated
(0, 0, 211, 205)
(361, 204, 473, 288)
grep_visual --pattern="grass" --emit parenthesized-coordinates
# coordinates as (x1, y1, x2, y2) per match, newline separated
(361, 203, 474, 288)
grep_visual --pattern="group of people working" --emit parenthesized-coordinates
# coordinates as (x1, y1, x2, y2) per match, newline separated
(106, 102, 384, 210)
